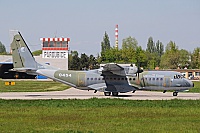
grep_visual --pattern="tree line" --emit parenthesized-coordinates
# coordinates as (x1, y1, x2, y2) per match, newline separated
(1, 33, 199, 70)
(100, 32, 200, 70)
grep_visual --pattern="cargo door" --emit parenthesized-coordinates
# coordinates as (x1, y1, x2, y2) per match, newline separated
(78, 73, 86, 87)
(163, 77, 171, 87)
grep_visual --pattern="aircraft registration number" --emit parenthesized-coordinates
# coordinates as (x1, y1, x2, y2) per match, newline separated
(59, 73, 72, 78)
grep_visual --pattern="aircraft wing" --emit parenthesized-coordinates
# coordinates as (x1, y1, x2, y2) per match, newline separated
(87, 83, 107, 92)
(103, 63, 124, 71)
(102, 63, 126, 76)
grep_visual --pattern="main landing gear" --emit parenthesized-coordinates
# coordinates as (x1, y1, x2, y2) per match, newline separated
(104, 92, 119, 96)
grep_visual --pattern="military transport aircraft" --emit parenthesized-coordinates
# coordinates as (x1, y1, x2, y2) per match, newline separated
(11, 31, 194, 96)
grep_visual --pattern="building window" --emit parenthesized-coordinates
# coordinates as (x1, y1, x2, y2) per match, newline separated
(62, 41, 67, 47)
(43, 41, 48, 47)
(49, 41, 54, 47)
(56, 41, 61, 47)
(195, 72, 200, 76)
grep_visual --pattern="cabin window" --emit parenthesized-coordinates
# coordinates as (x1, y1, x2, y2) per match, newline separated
(110, 78, 113, 80)
(153, 78, 155, 80)
(102, 78, 105, 80)
(129, 78, 132, 80)
(160, 78, 163, 80)
(118, 78, 120, 80)
(114, 78, 116, 80)
(149, 78, 151, 81)
(145, 78, 147, 80)
(156, 78, 159, 80)
(121, 78, 124, 80)
(91, 78, 93, 80)
(98, 78, 101, 80)
(87, 78, 89, 80)
(94, 78, 97, 80)
(133, 78, 135, 80)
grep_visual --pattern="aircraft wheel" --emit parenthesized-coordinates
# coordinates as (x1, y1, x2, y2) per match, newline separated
(104, 92, 111, 96)
(112, 92, 119, 96)
(173, 92, 178, 96)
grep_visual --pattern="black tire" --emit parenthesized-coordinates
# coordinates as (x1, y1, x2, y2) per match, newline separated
(104, 92, 111, 96)
(112, 92, 119, 96)
(173, 92, 178, 96)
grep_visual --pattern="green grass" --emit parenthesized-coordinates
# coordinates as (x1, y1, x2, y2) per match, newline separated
(0, 99, 200, 133)
(0, 80, 70, 92)
(189, 81, 200, 93)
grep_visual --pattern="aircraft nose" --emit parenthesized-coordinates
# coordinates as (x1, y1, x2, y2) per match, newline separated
(184, 79, 194, 87)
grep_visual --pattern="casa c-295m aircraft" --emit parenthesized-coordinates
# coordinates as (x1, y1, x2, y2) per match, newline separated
(11, 31, 194, 96)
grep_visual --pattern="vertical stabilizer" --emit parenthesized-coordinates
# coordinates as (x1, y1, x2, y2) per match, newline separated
(11, 31, 37, 70)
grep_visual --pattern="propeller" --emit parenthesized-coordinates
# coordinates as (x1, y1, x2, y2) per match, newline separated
(136, 60, 143, 80)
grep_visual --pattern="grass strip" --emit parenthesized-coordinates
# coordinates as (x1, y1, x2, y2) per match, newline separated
(0, 80, 70, 92)
(0, 99, 200, 133)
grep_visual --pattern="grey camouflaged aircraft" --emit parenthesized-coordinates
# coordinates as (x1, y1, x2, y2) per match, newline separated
(11, 31, 194, 96)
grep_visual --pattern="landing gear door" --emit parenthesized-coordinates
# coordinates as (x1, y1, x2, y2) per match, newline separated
(163, 77, 171, 87)
(78, 73, 86, 87)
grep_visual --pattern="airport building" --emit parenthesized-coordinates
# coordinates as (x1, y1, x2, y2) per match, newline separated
(0, 36, 70, 79)
(37, 37, 70, 70)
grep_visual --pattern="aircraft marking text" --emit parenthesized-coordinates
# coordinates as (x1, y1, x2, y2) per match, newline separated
(59, 73, 72, 78)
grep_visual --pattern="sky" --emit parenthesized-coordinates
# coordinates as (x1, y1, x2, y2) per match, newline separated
(0, 0, 200, 56)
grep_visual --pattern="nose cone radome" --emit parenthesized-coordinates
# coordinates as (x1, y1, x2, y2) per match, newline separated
(185, 79, 194, 87)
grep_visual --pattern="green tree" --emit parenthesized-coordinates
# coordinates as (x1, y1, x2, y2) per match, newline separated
(101, 32, 110, 61)
(0, 41, 6, 54)
(146, 37, 155, 53)
(154, 40, 164, 67)
(155, 40, 164, 57)
(80, 53, 89, 70)
(121, 36, 138, 63)
(178, 49, 190, 69)
(160, 41, 179, 69)
(191, 47, 200, 69)
(135, 46, 147, 68)
(145, 37, 157, 69)
(68, 51, 80, 70)
(88, 55, 99, 69)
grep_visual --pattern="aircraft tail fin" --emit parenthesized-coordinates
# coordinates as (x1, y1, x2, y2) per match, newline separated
(11, 31, 38, 71)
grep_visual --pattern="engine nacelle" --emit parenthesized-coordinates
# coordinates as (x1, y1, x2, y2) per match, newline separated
(124, 66, 138, 75)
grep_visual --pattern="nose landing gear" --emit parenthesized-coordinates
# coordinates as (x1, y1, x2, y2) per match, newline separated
(173, 91, 178, 96)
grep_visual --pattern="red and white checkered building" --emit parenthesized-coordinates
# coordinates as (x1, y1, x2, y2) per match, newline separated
(36, 37, 70, 70)
(40, 37, 70, 59)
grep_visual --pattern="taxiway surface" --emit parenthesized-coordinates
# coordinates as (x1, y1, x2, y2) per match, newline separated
(0, 88, 200, 100)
